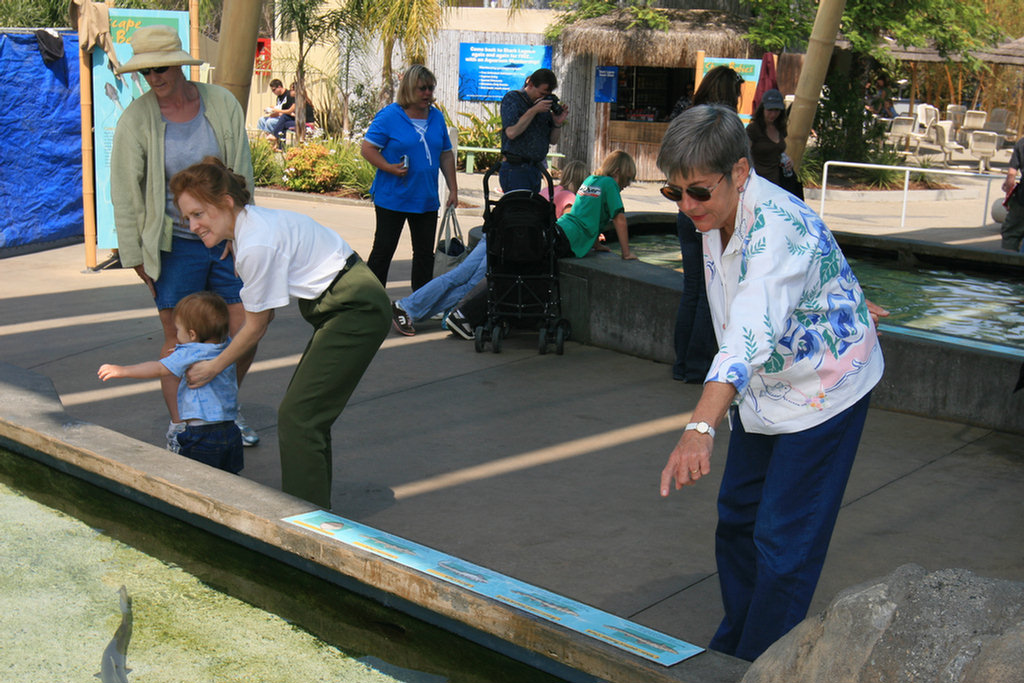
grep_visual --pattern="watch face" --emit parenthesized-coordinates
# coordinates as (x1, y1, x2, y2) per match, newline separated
(696, 422, 709, 433)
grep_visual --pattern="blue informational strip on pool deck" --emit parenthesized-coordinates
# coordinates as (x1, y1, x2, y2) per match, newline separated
(284, 510, 703, 666)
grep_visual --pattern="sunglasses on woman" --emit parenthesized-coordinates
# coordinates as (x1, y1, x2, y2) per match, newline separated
(139, 66, 171, 76)
(660, 173, 726, 202)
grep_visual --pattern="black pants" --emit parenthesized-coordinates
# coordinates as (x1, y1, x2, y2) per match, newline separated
(367, 206, 438, 291)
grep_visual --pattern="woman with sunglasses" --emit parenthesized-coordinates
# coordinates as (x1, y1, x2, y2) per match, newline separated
(361, 64, 458, 292)
(671, 66, 744, 384)
(657, 105, 885, 662)
(110, 25, 259, 452)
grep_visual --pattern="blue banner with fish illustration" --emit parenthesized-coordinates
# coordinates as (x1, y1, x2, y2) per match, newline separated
(285, 510, 703, 666)
(458, 43, 551, 102)
(91, 9, 191, 249)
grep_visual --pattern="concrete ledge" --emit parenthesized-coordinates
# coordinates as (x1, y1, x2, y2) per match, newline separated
(0, 363, 748, 683)
(558, 246, 1024, 436)
(833, 230, 1024, 274)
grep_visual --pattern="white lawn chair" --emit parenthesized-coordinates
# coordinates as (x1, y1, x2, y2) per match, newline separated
(908, 104, 939, 151)
(934, 120, 964, 166)
(958, 109, 988, 145)
(968, 130, 999, 171)
(945, 103, 966, 127)
(886, 116, 916, 149)
(984, 107, 1013, 145)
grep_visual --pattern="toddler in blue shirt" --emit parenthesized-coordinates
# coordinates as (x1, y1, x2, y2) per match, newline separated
(99, 291, 243, 473)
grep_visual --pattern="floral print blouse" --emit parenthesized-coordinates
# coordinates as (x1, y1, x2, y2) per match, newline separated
(702, 172, 884, 434)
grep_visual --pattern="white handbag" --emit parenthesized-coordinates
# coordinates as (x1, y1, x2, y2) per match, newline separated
(433, 206, 468, 278)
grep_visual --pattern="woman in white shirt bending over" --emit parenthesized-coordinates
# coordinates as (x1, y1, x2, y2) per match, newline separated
(170, 157, 391, 510)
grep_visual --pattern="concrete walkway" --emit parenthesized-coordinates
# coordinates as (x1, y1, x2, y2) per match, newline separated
(1, 169, 1023, 677)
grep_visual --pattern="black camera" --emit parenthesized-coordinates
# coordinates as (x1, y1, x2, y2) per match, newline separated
(544, 94, 564, 116)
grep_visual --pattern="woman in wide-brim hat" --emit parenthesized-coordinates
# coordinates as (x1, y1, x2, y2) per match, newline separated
(110, 24, 261, 452)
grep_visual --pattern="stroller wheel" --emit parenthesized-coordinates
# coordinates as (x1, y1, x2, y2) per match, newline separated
(555, 321, 568, 355)
(538, 326, 548, 354)
(474, 325, 486, 353)
(492, 323, 503, 353)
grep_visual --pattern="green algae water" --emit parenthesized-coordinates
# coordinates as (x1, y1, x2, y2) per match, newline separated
(0, 449, 562, 683)
(630, 233, 1024, 349)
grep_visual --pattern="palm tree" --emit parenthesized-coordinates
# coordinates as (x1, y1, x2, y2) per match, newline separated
(276, 0, 349, 141)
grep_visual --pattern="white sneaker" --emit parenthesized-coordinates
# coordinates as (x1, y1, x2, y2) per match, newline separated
(235, 410, 260, 447)
(166, 421, 185, 453)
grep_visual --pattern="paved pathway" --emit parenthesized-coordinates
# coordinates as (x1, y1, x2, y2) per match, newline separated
(1, 165, 1022, 660)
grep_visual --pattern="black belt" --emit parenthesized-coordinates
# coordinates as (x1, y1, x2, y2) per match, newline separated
(183, 420, 235, 432)
(503, 153, 540, 165)
(326, 252, 360, 290)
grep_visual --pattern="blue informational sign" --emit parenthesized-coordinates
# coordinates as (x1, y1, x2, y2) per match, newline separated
(594, 66, 618, 103)
(459, 43, 551, 101)
(92, 9, 190, 249)
(286, 510, 704, 666)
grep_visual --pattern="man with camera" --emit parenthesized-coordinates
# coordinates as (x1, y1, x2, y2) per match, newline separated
(499, 68, 570, 193)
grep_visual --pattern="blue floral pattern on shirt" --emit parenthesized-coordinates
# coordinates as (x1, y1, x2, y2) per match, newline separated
(703, 173, 883, 434)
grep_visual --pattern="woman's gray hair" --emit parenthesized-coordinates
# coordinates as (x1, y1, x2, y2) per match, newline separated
(657, 104, 752, 181)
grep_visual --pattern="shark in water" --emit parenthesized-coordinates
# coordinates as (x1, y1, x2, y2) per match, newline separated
(95, 585, 133, 683)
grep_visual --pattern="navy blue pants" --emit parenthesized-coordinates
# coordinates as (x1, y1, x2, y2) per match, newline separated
(498, 160, 542, 193)
(178, 422, 243, 474)
(710, 392, 871, 660)
(673, 212, 716, 382)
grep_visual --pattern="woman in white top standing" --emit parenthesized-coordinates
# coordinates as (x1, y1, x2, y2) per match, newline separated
(657, 105, 885, 661)
(170, 158, 391, 510)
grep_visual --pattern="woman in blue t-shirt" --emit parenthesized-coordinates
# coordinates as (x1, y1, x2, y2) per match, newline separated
(361, 65, 459, 291)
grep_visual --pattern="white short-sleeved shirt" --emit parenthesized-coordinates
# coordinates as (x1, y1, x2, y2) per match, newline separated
(233, 206, 355, 312)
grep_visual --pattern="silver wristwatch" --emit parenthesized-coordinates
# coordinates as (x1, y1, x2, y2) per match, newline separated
(684, 421, 716, 438)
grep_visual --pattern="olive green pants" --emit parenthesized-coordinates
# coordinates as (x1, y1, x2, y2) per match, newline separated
(278, 260, 390, 508)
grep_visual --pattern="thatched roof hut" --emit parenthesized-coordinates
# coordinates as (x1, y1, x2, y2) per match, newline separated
(559, 9, 760, 68)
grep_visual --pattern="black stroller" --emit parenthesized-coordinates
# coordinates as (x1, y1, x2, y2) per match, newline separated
(473, 165, 571, 354)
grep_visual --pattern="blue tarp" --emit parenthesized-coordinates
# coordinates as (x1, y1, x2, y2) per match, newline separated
(0, 31, 83, 250)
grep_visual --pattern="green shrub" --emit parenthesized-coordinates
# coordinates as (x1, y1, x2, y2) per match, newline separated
(909, 157, 946, 189)
(282, 143, 345, 193)
(249, 137, 281, 187)
(321, 138, 375, 197)
(856, 146, 905, 189)
(455, 104, 502, 172)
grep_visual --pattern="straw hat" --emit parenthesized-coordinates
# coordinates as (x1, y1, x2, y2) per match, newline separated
(116, 25, 203, 74)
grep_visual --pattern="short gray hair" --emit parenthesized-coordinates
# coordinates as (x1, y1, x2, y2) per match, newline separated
(657, 104, 752, 181)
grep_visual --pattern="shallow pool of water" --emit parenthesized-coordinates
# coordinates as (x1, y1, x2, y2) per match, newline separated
(630, 234, 1024, 349)
(0, 449, 562, 683)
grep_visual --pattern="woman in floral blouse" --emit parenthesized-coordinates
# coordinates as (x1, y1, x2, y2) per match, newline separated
(656, 104, 885, 662)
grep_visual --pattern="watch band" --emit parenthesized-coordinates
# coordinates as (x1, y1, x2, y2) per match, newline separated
(684, 421, 716, 438)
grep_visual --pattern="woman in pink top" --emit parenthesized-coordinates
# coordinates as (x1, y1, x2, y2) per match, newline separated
(541, 160, 588, 217)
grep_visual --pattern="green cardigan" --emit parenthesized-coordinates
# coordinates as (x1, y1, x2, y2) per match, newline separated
(110, 82, 254, 282)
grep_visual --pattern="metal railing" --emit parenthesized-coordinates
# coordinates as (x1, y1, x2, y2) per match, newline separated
(818, 160, 1004, 229)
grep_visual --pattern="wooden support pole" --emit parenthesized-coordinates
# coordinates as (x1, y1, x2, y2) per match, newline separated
(77, 8, 97, 270)
(189, 0, 200, 82)
(786, 0, 848, 170)
(213, 0, 262, 113)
